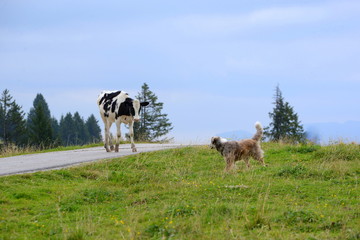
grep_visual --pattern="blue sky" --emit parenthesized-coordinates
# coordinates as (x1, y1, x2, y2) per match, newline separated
(1, 0, 359, 143)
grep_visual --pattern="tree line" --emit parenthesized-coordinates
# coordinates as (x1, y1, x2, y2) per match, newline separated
(0, 89, 101, 149)
(0, 83, 174, 149)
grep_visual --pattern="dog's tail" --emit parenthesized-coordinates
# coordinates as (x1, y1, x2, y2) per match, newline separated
(252, 121, 263, 142)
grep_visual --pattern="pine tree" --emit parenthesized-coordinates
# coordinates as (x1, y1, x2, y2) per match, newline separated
(86, 114, 102, 143)
(134, 83, 173, 142)
(27, 94, 54, 147)
(0, 103, 3, 144)
(27, 103, 54, 147)
(27, 94, 51, 127)
(59, 113, 75, 146)
(0, 89, 27, 146)
(51, 117, 61, 146)
(0, 89, 13, 144)
(264, 85, 305, 143)
(8, 101, 27, 145)
(73, 112, 89, 145)
(0, 90, 12, 145)
(59, 113, 101, 146)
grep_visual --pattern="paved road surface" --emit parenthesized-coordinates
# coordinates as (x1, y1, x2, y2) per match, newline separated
(0, 144, 187, 176)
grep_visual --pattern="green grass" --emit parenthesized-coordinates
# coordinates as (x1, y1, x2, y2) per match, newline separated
(0, 143, 359, 239)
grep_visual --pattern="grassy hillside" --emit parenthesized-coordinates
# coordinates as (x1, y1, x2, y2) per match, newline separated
(0, 143, 359, 239)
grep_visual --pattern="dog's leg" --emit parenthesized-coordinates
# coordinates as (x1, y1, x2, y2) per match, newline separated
(259, 157, 267, 167)
(224, 156, 230, 172)
(255, 148, 267, 167)
(224, 155, 235, 172)
(262, 159, 267, 166)
(243, 157, 251, 169)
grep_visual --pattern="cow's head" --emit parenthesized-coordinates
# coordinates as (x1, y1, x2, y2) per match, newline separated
(132, 99, 149, 122)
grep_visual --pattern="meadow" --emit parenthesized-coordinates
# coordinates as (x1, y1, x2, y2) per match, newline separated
(0, 143, 359, 239)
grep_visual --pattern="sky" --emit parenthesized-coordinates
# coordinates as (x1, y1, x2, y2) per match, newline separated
(1, 0, 360, 143)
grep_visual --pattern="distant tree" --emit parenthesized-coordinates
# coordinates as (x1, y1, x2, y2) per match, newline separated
(8, 101, 27, 145)
(0, 89, 27, 145)
(133, 83, 173, 142)
(27, 103, 54, 148)
(60, 113, 101, 146)
(27, 94, 51, 127)
(86, 114, 102, 143)
(59, 113, 75, 146)
(0, 103, 3, 143)
(0, 89, 13, 145)
(51, 117, 61, 146)
(27, 93, 55, 147)
(73, 112, 89, 145)
(264, 85, 305, 143)
(0, 90, 103, 148)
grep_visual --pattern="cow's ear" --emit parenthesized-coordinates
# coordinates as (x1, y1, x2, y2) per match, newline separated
(141, 101, 149, 107)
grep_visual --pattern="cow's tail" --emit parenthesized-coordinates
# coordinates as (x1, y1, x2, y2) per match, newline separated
(252, 121, 263, 142)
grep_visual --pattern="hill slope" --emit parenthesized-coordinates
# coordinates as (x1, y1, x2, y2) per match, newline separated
(0, 143, 359, 239)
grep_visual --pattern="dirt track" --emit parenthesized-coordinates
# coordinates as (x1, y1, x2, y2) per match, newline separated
(0, 143, 187, 176)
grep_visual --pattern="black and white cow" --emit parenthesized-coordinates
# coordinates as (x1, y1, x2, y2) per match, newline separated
(97, 90, 149, 152)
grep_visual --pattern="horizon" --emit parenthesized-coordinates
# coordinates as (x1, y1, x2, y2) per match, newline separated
(3, 88, 360, 144)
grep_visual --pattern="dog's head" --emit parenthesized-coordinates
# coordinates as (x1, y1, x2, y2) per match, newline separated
(210, 137, 218, 149)
(210, 136, 227, 150)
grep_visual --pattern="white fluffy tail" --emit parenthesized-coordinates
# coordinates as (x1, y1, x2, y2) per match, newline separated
(252, 121, 263, 142)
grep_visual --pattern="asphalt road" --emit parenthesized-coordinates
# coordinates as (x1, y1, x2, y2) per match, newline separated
(0, 143, 187, 176)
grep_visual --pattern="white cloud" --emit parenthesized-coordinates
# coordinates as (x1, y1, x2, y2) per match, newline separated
(173, 7, 322, 34)
(170, 1, 360, 35)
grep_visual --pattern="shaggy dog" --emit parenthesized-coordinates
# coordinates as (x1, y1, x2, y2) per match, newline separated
(210, 122, 266, 172)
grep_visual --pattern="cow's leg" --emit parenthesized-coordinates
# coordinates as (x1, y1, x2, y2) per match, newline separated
(128, 121, 137, 152)
(109, 122, 115, 151)
(104, 121, 113, 152)
(115, 121, 121, 152)
(104, 123, 110, 152)
(101, 115, 110, 152)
